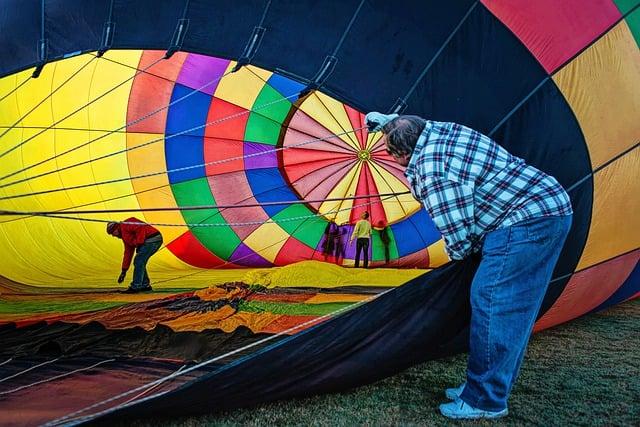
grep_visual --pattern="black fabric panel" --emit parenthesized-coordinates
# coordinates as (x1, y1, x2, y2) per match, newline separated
(110, 0, 183, 49)
(0, 0, 40, 76)
(181, 0, 264, 60)
(45, 0, 109, 60)
(326, 0, 476, 112)
(489, 79, 593, 315)
(406, 5, 549, 135)
(251, 0, 361, 82)
(96, 258, 480, 421)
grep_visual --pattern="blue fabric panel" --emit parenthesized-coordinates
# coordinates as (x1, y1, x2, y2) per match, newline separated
(592, 258, 640, 313)
(391, 208, 440, 256)
(406, 6, 548, 135)
(165, 83, 211, 137)
(182, 0, 264, 60)
(245, 168, 298, 217)
(267, 73, 305, 102)
(0, 0, 40, 75)
(327, 0, 477, 112)
(252, 1, 359, 81)
(46, 0, 108, 60)
(165, 134, 205, 184)
(111, 0, 181, 49)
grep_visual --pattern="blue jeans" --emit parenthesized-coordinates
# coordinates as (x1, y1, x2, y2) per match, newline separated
(460, 215, 572, 411)
(131, 235, 163, 289)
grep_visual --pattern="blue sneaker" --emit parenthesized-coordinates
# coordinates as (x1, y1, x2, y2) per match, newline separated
(439, 398, 508, 419)
(445, 382, 466, 400)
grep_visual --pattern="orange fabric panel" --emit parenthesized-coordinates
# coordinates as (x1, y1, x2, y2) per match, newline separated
(534, 249, 639, 331)
(127, 52, 184, 133)
(553, 21, 640, 169)
(577, 150, 639, 270)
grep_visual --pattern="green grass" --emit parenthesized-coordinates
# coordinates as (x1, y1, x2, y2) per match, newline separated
(127, 299, 640, 426)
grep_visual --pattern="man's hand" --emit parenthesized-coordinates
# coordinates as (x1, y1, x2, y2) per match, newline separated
(117, 270, 127, 284)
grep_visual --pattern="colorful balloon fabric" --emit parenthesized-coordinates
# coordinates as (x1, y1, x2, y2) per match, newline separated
(0, 0, 638, 424)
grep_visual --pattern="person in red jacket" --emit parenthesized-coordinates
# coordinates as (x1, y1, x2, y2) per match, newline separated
(106, 217, 163, 293)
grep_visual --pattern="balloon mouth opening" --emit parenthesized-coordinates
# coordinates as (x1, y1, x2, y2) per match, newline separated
(357, 150, 371, 161)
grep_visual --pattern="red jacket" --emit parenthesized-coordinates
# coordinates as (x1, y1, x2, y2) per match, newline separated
(117, 217, 160, 270)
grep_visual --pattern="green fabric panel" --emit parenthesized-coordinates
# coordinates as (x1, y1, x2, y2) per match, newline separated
(273, 204, 326, 248)
(171, 178, 241, 259)
(239, 300, 353, 316)
(624, 6, 640, 47)
(244, 85, 290, 145)
(0, 301, 124, 315)
(614, 0, 639, 14)
(371, 228, 399, 262)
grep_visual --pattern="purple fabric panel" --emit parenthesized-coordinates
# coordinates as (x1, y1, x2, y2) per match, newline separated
(244, 142, 278, 169)
(176, 54, 230, 95)
(230, 243, 273, 267)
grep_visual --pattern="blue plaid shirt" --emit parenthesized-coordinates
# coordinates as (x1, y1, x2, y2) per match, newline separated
(404, 121, 572, 260)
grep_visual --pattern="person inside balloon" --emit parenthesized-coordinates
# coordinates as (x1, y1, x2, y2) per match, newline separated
(106, 217, 163, 293)
(365, 112, 572, 419)
(349, 211, 372, 268)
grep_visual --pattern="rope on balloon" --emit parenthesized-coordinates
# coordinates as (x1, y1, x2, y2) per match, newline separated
(0, 55, 165, 161)
(0, 55, 234, 184)
(19, 193, 413, 228)
(0, 74, 31, 103)
(0, 55, 97, 142)
(0, 120, 363, 201)
(0, 87, 306, 196)
(0, 192, 412, 217)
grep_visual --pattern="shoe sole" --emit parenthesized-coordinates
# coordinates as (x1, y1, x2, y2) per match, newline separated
(441, 410, 509, 420)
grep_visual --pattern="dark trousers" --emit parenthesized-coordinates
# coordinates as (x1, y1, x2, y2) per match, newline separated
(131, 235, 163, 288)
(355, 238, 369, 268)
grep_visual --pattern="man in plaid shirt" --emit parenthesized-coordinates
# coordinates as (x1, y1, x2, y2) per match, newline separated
(366, 112, 572, 419)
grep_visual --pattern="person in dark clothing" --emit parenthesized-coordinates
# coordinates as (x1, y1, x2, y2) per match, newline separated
(375, 220, 391, 264)
(321, 221, 337, 261)
(106, 217, 163, 293)
(349, 211, 372, 268)
(333, 224, 346, 264)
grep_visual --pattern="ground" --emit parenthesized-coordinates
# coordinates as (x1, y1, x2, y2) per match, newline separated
(123, 298, 639, 427)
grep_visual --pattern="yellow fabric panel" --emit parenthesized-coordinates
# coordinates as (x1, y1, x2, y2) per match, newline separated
(553, 22, 640, 169)
(126, 133, 186, 245)
(366, 132, 382, 150)
(577, 150, 640, 270)
(319, 162, 361, 224)
(301, 92, 361, 150)
(246, 65, 273, 83)
(368, 164, 421, 223)
(244, 222, 289, 262)
(427, 239, 449, 267)
(212, 61, 267, 110)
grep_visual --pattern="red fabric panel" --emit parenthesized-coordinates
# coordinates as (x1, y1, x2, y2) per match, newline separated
(351, 163, 385, 224)
(205, 97, 248, 140)
(283, 148, 353, 182)
(166, 231, 231, 268)
(343, 104, 366, 148)
(127, 51, 186, 133)
(534, 249, 640, 332)
(203, 136, 244, 176)
(274, 237, 317, 266)
(261, 314, 319, 334)
(481, 0, 621, 73)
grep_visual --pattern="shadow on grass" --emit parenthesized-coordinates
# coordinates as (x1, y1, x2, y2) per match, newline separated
(120, 299, 639, 426)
